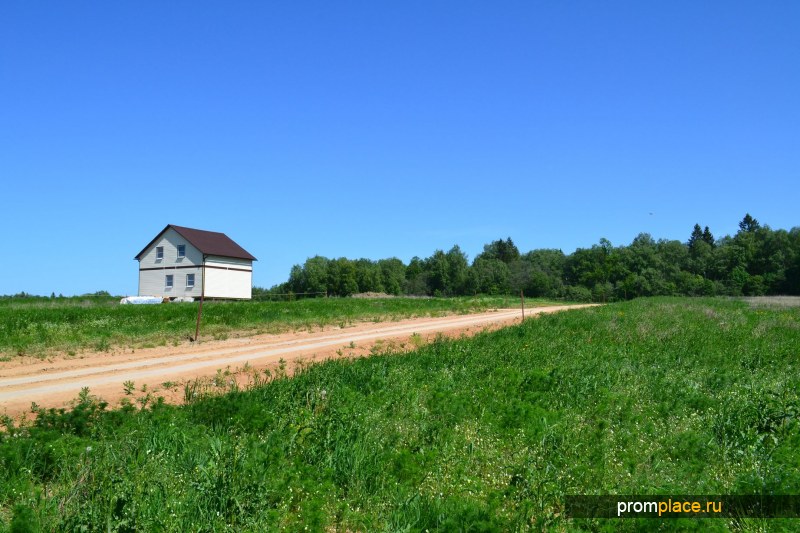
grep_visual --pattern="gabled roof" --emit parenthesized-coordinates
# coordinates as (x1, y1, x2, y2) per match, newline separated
(135, 224, 257, 261)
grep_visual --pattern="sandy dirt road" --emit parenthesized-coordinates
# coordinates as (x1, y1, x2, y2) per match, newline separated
(0, 304, 595, 417)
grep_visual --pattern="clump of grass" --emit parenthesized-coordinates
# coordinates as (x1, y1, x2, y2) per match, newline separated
(409, 332, 426, 349)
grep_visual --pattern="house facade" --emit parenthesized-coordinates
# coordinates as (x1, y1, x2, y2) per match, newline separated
(135, 225, 257, 300)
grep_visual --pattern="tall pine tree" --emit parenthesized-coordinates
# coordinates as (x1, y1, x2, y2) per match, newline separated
(739, 213, 760, 233)
(702, 226, 715, 246)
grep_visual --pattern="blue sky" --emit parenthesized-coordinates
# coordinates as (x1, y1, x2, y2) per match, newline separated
(1, 2, 798, 296)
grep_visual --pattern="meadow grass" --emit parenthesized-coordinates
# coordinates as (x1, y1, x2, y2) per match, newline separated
(0, 297, 798, 531)
(0, 295, 532, 358)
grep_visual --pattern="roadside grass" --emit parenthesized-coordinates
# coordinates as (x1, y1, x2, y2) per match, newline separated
(1, 297, 798, 531)
(0, 295, 541, 358)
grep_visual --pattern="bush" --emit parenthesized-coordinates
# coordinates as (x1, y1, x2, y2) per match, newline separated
(562, 285, 592, 302)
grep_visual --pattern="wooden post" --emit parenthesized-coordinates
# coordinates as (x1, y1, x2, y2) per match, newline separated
(520, 290, 525, 321)
(194, 294, 204, 341)
(194, 260, 206, 342)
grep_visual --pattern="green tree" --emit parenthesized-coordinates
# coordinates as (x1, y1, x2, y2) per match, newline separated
(405, 257, 429, 295)
(784, 227, 800, 294)
(520, 249, 566, 297)
(354, 259, 384, 294)
(445, 245, 470, 295)
(565, 238, 617, 290)
(304, 256, 330, 294)
(523, 249, 566, 279)
(287, 264, 304, 293)
(688, 224, 704, 250)
(702, 226, 715, 246)
(328, 258, 358, 296)
(508, 259, 531, 295)
(477, 238, 520, 264)
(470, 258, 510, 295)
(378, 258, 406, 295)
(423, 249, 453, 296)
(738, 213, 760, 233)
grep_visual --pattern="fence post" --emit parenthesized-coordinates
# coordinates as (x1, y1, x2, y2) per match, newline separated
(194, 261, 206, 341)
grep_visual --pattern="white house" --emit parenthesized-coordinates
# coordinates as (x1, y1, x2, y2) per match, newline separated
(135, 225, 257, 300)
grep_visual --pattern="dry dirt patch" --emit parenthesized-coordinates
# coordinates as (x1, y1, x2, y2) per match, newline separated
(742, 296, 800, 309)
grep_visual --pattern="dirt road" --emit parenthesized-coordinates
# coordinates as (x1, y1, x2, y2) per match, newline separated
(0, 304, 595, 416)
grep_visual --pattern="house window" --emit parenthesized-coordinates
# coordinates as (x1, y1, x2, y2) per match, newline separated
(156, 246, 164, 260)
(165, 275, 174, 289)
(177, 244, 186, 258)
(186, 274, 195, 288)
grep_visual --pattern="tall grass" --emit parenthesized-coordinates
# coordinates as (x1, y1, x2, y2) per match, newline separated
(0, 296, 529, 358)
(0, 297, 798, 531)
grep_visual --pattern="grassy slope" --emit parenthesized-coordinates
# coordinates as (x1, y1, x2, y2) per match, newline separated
(0, 296, 529, 358)
(1, 297, 798, 531)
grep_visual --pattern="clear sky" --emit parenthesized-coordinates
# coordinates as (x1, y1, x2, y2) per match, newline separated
(1, 2, 798, 296)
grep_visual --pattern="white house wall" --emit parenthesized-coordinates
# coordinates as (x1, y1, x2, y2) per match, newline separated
(138, 228, 204, 298)
(139, 268, 203, 298)
(205, 255, 252, 269)
(204, 256, 252, 299)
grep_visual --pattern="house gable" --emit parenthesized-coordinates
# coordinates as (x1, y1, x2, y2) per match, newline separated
(137, 227, 203, 268)
(135, 224, 256, 261)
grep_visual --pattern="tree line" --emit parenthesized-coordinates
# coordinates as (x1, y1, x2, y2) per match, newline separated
(256, 214, 800, 302)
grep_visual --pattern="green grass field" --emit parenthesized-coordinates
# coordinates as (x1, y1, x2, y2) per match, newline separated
(1, 297, 798, 531)
(0, 295, 530, 358)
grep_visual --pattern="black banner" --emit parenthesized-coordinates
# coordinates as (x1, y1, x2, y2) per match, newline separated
(566, 495, 800, 518)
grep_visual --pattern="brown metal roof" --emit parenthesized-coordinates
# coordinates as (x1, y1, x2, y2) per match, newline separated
(135, 225, 257, 261)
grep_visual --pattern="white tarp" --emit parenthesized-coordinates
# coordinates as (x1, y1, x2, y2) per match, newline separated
(120, 296, 163, 305)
